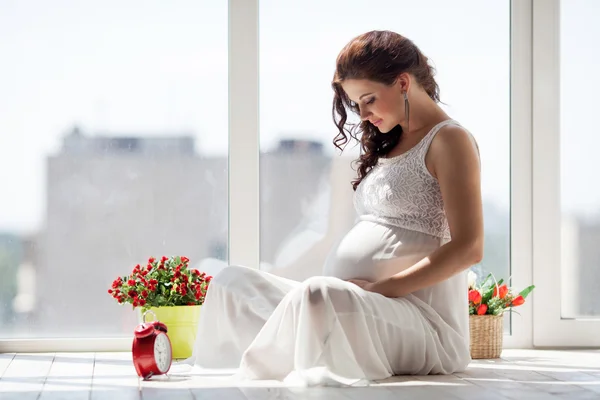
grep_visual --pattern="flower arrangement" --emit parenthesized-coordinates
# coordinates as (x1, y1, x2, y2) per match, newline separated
(467, 271, 535, 316)
(108, 256, 212, 312)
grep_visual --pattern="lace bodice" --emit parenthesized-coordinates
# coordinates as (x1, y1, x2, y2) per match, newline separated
(354, 119, 471, 239)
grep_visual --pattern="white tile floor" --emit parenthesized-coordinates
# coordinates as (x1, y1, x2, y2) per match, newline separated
(0, 349, 599, 399)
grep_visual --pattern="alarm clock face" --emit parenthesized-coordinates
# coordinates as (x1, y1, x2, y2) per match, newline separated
(153, 332, 172, 373)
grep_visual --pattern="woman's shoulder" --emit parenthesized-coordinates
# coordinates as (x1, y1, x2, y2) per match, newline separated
(425, 122, 480, 179)
(429, 122, 479, 159)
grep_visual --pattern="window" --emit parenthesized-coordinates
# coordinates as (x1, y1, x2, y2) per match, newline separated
(0, 1, 228, 338)
(1, 0, 517, 347)
(560, 0, 600, 318)
(258, 0, 510, 300)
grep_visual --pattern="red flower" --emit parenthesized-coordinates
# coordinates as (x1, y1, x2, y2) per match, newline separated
(109, 257, 212, 308)
(476, 304, 488, 315)
(468, 290, 482, 304)
(493, 284, 509, 299)
(511, 295, 525, 307)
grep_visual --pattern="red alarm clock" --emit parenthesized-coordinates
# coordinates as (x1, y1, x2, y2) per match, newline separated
(132, 310, 173, 380)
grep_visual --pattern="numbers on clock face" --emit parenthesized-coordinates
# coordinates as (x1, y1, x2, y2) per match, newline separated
(153, 333, 171, 373)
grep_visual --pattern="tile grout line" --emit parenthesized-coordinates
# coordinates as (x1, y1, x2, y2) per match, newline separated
(36, 353, 56, 400)
(459, 358, 527, 400)
(89, 352, 97, 400)
(0, 353, 16, 380)
(497, 355, 591, 387)
(408, 373, 475, 400)
(534, 369, 600, 396)
(463, 357, 574, 399)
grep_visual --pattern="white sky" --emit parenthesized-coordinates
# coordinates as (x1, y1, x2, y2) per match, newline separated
(0, 0, 598, 233)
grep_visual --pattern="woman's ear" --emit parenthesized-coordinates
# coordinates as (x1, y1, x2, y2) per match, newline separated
(395, 73, 411, 93)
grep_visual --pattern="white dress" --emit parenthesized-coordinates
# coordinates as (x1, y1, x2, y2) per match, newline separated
(190, 119, 475, 386)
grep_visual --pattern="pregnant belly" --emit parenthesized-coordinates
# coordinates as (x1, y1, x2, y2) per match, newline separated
(322, 220, 443, 282)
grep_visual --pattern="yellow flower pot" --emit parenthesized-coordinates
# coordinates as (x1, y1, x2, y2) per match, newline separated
(139, 305, 201, 359)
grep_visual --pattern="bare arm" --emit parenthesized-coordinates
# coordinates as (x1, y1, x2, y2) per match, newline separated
(352, 125, 484, 297)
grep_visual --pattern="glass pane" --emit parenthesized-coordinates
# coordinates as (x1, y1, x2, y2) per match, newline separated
(259, 0, 510, 328)
(0, 1, 228, 338)
(560, 0, 600, 319)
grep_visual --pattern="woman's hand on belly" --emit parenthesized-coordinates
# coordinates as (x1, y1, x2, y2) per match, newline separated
(347, 278, 388, 297)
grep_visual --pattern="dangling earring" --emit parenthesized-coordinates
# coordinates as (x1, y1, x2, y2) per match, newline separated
(404, 91, 410, 133)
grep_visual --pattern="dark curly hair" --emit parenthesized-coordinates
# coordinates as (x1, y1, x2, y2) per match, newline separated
(332, 30, 441, 190)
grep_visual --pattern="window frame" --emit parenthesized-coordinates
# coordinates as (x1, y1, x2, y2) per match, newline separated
(531, 0, 600, 346)
(0, 0, 537, 352)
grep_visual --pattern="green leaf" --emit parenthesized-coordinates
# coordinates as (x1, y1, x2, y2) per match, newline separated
(480, 273, 493, 288)
(155, 295, 166, 306)
(519, 285, 535, 299)
(482, 286, 495, 304)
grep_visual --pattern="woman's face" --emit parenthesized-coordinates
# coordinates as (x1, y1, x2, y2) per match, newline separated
(341, 78, 406, 133)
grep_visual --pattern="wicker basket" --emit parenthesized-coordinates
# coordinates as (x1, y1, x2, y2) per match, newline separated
(469, 314, 503, 359)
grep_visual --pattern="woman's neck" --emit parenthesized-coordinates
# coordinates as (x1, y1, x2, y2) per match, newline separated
(400, 96, 449, 136)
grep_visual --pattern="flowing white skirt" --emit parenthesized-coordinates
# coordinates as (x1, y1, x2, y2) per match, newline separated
(189, 221, 471, 386)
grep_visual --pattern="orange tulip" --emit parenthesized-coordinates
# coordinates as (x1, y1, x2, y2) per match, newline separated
(493, 284, 509, 299)
(468, 290, 482, 304)
(477, 304, 488, 315)
(511, 295, 525, 307)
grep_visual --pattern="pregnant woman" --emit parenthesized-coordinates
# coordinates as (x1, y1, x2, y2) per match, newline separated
(191, 30, 483, 386)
